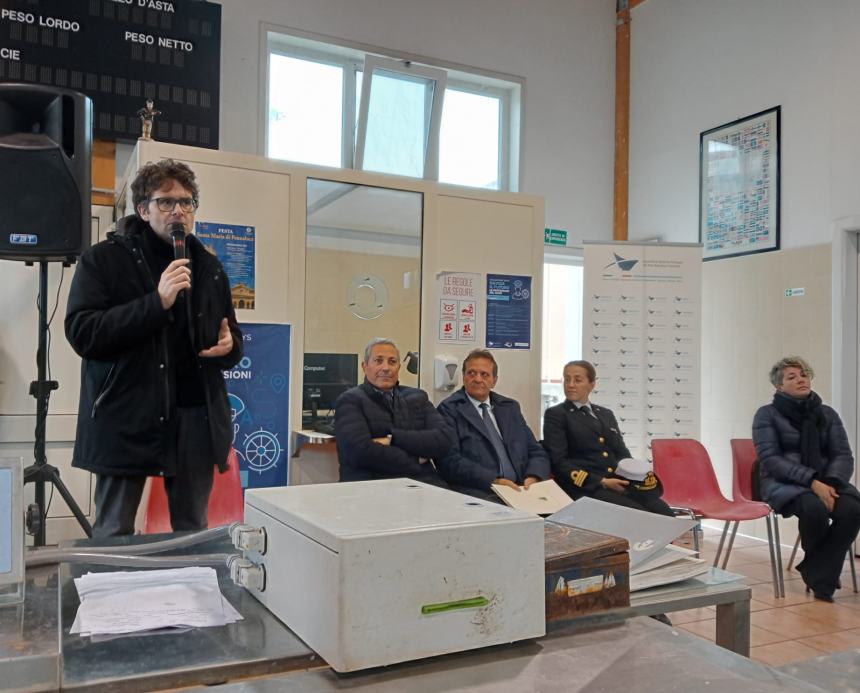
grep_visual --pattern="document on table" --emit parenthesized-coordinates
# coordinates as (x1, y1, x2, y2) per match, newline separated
(491, 479, 573, 515)
(549, 498, 708, 591)
(549, 497, 697, 568)
(71, 566, 242, 637)
(629, 545, 708, 591)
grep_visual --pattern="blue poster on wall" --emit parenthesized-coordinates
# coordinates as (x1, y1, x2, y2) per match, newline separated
(195, 221, 256, 311)
(224, 324, 290, 489)
(486, 274, 532, 349)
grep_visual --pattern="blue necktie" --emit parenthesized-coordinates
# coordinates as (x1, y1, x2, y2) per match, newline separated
(480, 402, 517, 481)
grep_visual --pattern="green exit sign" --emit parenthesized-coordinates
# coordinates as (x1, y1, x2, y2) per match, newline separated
(544, 228, 568, 246)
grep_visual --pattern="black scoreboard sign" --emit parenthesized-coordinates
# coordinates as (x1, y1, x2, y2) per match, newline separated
(0, 0, 221, 148)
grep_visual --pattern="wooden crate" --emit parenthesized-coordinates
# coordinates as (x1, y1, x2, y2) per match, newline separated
(544, 521, 630, 621)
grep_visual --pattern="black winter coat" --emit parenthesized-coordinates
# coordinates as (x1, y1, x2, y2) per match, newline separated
(753, 397, 859, 512)
(334, 381, 452, 485)
(65, 215, 242, 477)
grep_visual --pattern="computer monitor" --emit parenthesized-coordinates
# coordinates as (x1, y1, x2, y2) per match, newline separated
(302, 353, 359, 423)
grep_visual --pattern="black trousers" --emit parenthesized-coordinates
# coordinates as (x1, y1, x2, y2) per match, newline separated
(784, 490, 860, 595)
(589, 487, 675, 517)
(92, 406, 216, 538)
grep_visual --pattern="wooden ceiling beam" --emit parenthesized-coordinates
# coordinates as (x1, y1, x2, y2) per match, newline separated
(613, 0, 646, 242)
(91, 139, 116, 207)
(613, 2, 632, 241)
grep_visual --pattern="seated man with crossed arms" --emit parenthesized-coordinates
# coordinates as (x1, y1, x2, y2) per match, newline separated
(334, 338, 451, 486)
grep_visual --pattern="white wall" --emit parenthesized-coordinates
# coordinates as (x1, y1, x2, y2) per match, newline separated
(627, 0, 860, 545)
(628, 0, 860, 249)
(700, 245, 831, 544)
(216, 0, 615, 245)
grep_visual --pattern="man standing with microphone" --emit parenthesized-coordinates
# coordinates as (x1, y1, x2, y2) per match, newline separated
(66, 159, 242, 537)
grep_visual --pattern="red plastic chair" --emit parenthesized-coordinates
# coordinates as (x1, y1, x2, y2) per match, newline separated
(652, 439, 782, 596)
(728, 439, 784, 597)
(144, 447, 244, 533)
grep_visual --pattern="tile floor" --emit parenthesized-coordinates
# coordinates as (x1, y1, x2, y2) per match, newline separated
(668, 527, 860, 666)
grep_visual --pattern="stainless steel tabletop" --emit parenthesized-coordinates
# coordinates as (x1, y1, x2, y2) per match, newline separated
(0, 565, 61, 693)
(776, 649, 860, 692)
(58, 533, 322, 692)
(2, 538, 753, 692)
(183, 616, 825, 693)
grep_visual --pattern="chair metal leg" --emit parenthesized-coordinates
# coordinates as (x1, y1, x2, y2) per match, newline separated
(849, 549, 858, 593)
(772, 512, 785, 598)
(720, 521, 740, 570)
(787, 534, 801, 571)
(714, 520, 731, 568)
(670, 507, 701, 556)
(764, 513, 783, 598)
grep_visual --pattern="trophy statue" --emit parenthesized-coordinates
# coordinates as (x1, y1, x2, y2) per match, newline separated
(137, 99, 161, 141)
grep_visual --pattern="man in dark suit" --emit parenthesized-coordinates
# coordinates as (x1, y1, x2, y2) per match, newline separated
(437, 349, 550, 500)
(334, 338, 451, 486)
(543, 360, 673, 515)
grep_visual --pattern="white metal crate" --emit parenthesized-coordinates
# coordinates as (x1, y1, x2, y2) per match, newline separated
(243, 479, 546, 672)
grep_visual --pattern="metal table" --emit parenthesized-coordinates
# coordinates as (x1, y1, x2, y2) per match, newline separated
(0, 565, 61, 693)
(184, 616, 822, 693)
(1, 538, 751, 691)
(776, 649, 860, 692)
(59, 534, 322, 692)
(546, 567, 751, 655)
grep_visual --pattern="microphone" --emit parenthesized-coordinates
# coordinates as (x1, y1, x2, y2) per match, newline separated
(168, 222, 190, 303)
(168, 222, 186, 260)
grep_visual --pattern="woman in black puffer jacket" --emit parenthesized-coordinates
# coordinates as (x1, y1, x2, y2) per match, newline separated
(753, 356, 860, 601)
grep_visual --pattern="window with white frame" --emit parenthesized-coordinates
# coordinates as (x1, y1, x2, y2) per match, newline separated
(266, 31, 520, 191)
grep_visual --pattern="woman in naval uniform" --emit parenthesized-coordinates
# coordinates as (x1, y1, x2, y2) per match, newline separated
(543, 360, 673, 515)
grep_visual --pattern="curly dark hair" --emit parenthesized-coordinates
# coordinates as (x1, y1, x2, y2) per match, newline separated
(131, 158, 199, 215)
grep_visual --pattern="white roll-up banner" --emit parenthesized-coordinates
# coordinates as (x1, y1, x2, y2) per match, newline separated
(582, 242, 702, 459)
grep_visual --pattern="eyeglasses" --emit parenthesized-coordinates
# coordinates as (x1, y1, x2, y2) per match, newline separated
(148, 196, 199, 213)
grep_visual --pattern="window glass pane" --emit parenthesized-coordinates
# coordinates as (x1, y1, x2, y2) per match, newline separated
(541, 262, 583, 415)
(362, 69, 434, 178)
(268, 54, 343, 166)
(354, 70, 363, 149)
(439, 89, 500, 189)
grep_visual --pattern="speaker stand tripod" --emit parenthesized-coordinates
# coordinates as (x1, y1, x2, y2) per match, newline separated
(23, 260, 92, 547)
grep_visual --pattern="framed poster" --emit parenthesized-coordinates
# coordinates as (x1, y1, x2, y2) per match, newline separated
(699, 106, 780, 261)
(486, 274, 531, 349)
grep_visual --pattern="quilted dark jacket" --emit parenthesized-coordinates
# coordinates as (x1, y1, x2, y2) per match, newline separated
(334, 381, 452, 485)
(752, 396, 859, 512)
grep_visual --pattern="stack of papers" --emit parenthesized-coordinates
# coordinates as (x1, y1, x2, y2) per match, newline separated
(71, 566, 242, 638)
(629, 544, 708, 591)
(549, 497, 708, 591)
(490, 479, 573, 515)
